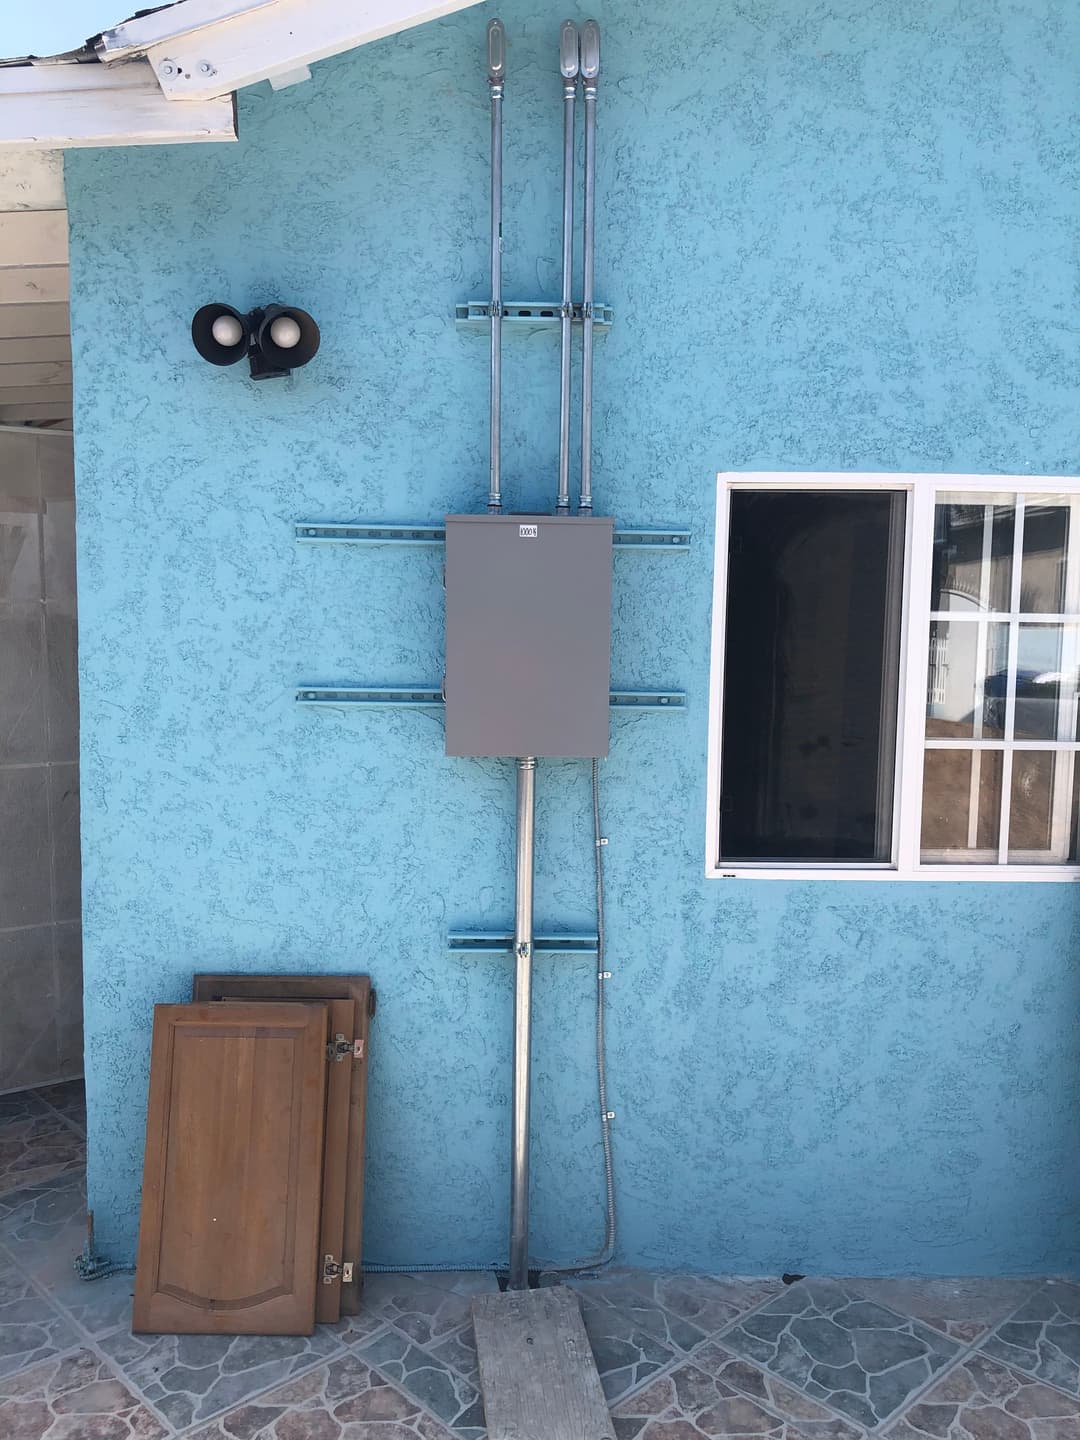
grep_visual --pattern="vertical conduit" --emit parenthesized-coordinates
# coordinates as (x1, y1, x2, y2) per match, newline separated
(509, 756, 537, 1289)
(487, 19, 506, 514)
(557, 21, 580, 516)
(578, 20, 600, 514)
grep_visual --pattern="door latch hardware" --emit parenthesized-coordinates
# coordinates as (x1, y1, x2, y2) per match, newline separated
(322, 1255, 355, 1284)
(327, 1035, 364, 1062)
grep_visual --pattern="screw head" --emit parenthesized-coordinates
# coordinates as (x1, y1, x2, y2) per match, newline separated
(159, 60, 176, 77)
(198, 60, 216, 76)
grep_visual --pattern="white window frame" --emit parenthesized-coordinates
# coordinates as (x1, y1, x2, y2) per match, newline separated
(704, 471, 1080, 883)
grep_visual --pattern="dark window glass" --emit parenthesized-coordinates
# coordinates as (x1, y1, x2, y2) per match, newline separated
(720, 491, 905, 863)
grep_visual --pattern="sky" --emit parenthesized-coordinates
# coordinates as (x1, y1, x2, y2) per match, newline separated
(0, 0, 127, 57)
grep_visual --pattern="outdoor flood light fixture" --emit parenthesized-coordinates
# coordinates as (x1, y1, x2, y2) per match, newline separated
(191, 302, 320, 379)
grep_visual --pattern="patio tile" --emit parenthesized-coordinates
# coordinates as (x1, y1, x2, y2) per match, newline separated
(0, 1108, 84, 1196)
(0, 1258, 79, 1379)
(350, 1273, 482, 1346)
(33, 1079, 86, 1134)
(885, 1350, 1080, 1440)
(581, 1270, 784, 1348)
(612, 1355, 867, 1440)
(580, 1295, 681, 1402)
(847, 1278, 1043, 1344)
(333, 1305, 390, 1347)
(427, 1323, 480, 1384)
(723, 1278, 959, 1430)
(96, 1326, 344, 1431)
(0, 1171, 85, 1245)
(0, 1092, 50, 1128)
(693, 1341, 866, 1439)
(37, 1256, 135, 1340)
(185, 1350, 457, 1439)
(0, 1345, 169, 1439)
(350, 1323, 486, 1430)
(980, 1280, 1080, 1397)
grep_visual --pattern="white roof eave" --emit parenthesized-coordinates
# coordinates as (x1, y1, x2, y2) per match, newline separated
(0, 0, 485, 148)
(93, 0, 487, 102)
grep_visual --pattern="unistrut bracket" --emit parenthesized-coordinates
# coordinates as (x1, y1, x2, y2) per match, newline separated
(295, 687, 685, 710)
(449, 931, 599, 955)
(295, 522, 690, 550)
(455, 299, 614, 331)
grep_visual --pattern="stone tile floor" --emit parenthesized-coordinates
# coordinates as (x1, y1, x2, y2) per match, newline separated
(0, 1080, 1076, 1439)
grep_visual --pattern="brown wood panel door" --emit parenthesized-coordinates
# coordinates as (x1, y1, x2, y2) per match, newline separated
(192, 974, 372, 1314)
(133, 1002, 329, 1336)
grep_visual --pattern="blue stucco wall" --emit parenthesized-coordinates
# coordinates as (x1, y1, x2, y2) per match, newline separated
(65, 0, 1080, 1275)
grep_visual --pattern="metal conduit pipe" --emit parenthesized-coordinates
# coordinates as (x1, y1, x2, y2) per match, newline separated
(508, 755, 537, 1290)
(578, 19, 600, 514)
(556, 20, 579, 516)
(487, 19, 506, 514)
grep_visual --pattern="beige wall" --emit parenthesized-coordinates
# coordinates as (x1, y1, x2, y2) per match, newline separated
(0, 427, 81, 1091)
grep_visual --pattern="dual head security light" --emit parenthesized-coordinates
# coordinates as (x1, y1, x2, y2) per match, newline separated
(191, 302, 320, 380)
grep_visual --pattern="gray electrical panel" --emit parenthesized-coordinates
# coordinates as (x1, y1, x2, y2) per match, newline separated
(445, 514, 614, 758)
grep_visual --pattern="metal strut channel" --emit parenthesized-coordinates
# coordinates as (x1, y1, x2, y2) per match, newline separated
(454, 300, 615, 330)
(295, 687, 685, 710)
(448, 931, 599, 955)
(294, 522, 690, 550)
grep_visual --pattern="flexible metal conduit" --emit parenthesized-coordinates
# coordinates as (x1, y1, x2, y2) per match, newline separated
(366, 759, 616, 1278)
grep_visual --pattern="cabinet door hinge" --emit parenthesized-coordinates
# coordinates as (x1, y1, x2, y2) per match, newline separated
(327, 1034, 364, 1063)
(322, 1254, 355, 1284)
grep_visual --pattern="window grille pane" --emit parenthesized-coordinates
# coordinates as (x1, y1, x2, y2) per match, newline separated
(924, 490, 1080, 868)
(920, 749, 1002, 860)
(931, 499, 1013, 613)
(1020, 502, 1069, 613)
(1014, 624, 1077, 741)
(925, 621, 1007, 739)
(1008, 751, 1079, 862)
(719, 490, 904, 863)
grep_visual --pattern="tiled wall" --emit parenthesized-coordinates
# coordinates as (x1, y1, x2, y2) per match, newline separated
(0, 428, 81, 1093)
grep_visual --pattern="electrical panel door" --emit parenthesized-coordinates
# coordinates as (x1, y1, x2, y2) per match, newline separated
(444, 514, 613, 758)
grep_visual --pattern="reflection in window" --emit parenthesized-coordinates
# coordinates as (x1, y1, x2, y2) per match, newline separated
(922, 493, 1080, 865)
(932, 501, 1013, 613)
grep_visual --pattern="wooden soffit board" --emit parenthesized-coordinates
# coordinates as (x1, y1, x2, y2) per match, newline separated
(133, 1001, 330, 1335)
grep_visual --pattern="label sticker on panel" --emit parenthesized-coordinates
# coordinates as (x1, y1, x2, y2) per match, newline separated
(519, 524, 538, 538)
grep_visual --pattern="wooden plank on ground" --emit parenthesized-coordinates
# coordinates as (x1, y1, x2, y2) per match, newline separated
(0, 211, 68, 267)
(472, 1286, 615, 1440)
(0, 336, 71, 364)
(0, 302, 68, 339)
(0, 267, 68, 305)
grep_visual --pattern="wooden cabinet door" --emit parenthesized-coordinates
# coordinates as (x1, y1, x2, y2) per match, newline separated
(192, 974, 372, 1315)
(133, 1002, 329, 1335)
(315, 997, 352, 1323)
